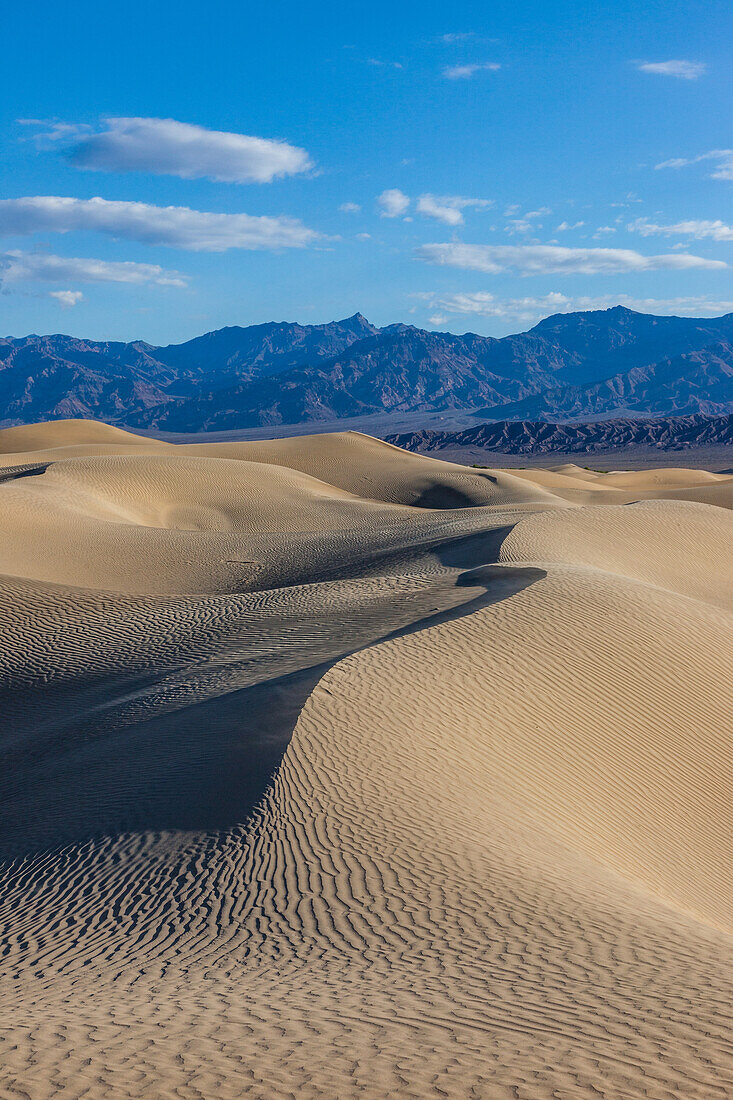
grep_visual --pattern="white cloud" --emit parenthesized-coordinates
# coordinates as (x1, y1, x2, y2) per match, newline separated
(593, 225, 616, 236)
(556, 220, 584, 231)
(702, 159, 732, 181)
(442, 62, 500, 79)
(377, 189, 410, 217)
(505, 220, 532, 235)
(655, 157, 695, 170)
(636, 60, 706, 80)
(19, 118, 89, 142)
(0, 196, 319, 252)
(416, 193, 492, 226)
(49, 290, 84, 307)
(428, 313, 449, 326)
(0, 249, 187, 287)
(417, 291, 574, 323)
(339, 202, 362, 213)
(367, 58, 403, 69)
(504, 207, 552, 235)
(25, 117, 313, 184)
(419, 291, 733, 325)
(629, 216, 733, 242)
(608, 193, 643, 207)
(655, 149, 733, 180)
(416, 242, 725, 274)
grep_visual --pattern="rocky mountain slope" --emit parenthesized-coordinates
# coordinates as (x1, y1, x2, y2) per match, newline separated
(386, 413, 733, 456)
(1, 306, 733, 429)
(490, 342, 733, 421)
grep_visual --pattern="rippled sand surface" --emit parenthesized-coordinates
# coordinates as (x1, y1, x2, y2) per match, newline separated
(1, 420, 731, 1098)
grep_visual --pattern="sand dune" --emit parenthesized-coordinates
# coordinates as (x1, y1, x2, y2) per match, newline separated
(506, 460, 733, 507)
(1, 419, 731, 1098)
(501, 498, 733, 608)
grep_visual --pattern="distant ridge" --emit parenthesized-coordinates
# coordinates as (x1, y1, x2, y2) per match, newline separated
(2, 306, 733, 429)
(385, 413, 733, 457)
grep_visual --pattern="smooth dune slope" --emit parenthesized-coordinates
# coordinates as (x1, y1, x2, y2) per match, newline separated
(184, 430, 562, 508)
(0, 419, 731, 1099)
(0, 453, 456, 592)
(501, 497, 733, 608)
(0, 418, 161, 453)
(507, 460, 733, 506)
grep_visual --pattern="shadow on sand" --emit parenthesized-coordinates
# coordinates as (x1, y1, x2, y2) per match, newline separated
(1, 534, 544, 856)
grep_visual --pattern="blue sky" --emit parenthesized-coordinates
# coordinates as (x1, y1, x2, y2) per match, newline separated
(1, 0, 732, 343)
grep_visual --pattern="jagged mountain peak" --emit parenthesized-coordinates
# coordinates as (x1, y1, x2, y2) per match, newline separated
(1, 307, 732, 430)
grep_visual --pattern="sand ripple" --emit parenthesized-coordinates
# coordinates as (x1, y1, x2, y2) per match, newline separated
(0, 420, 731, 1098)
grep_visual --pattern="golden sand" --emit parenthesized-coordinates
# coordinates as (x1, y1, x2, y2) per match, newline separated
(1, 419, 731, 1098)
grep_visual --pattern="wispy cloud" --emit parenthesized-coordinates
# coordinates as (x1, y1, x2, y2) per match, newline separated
(0, 249, 188, 287)
(635, 60, 706, 80)
(556, 220, 585, 231)
(436, 32, 500, 45)
(655, 149, 733, 180)
(629, 216, 733, 242)
(377, 189, 410, 217)
(438, 32, 475, 44)
(0, 196, 319, 252)
(49, 290, 84, 307)
(416, 242, 725, 274)
(505, 207, 552, 234)
(339, 202, 362, 214)
(442, 62, 500, 79)
(416, 193, 492, 226)
(608, 193, 643, 207)
(366, 58, 403, 69)
(418, 291, 733, 324)
(22, 117, 314, 184)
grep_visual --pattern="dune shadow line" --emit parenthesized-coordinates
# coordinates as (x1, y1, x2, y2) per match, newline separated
(0, 562, 544, 857)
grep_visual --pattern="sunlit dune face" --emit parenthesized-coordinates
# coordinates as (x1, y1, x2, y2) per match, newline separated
(1, 420, 731, 1099)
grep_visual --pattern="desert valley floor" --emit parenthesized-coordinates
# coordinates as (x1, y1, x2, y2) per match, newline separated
(0, 419, 731, 1099)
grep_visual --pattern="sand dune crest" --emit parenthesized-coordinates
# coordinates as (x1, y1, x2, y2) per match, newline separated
(1, 419, 731, 1097)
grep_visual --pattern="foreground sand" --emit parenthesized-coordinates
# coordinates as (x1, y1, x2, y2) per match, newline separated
(1, 420, 731, 1099)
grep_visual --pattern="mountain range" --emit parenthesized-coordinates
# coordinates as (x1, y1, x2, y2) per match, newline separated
(386, 413, 733, 457)
(1, 306, 732, 430)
